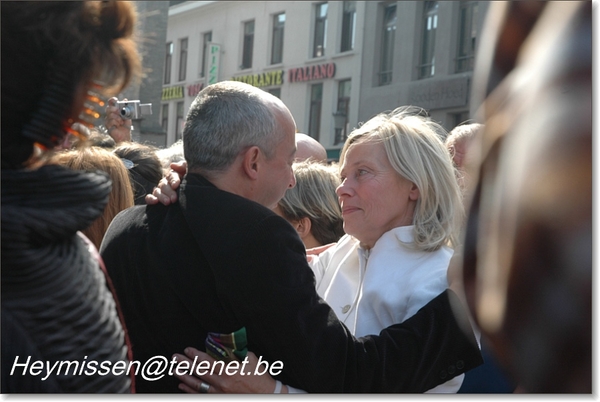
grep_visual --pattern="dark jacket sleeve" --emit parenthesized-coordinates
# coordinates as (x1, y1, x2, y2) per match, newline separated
(202, 214, 482, 393)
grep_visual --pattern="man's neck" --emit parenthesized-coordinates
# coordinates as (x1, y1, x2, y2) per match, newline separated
(188, 167, 253, 202)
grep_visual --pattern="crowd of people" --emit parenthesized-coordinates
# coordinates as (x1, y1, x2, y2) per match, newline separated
(1, 0, 590, 395)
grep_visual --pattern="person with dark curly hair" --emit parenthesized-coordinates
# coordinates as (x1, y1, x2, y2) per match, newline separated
(113, 142, 164, 205)
(1, 1, 141, 393)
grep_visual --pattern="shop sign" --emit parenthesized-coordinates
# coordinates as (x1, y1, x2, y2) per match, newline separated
(408, 77, 469, 110)
(207, 43, 221, 85)
(162, 86, 184, 101)
(187, 82, 204, 97)
(231, 70, 284, 88)
(288, 63, 336, 83)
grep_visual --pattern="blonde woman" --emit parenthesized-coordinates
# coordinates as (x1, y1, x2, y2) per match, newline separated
(274, 160, 344, 249)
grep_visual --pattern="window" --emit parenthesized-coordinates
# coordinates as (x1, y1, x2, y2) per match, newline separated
(451, 111, 471, 129)
(456, 1, 478, 73)
(308, 83, 323, 141)
(200, 31, 212, 77)
(268, 88, 282, 99)
(164, 42, 173, 84)
(179, 38, 188, 81)
(334, 79, 351, 145)
(313, 3, 328, 57)
(176, 101, 184, 141)
(271, 13, 285, 64)
(241, 20, 254, 69)
(161, 104, 169, 132)
(418, 1, 438, 79)
(378, 4, 396, 86)
(341, 1, 356, 52)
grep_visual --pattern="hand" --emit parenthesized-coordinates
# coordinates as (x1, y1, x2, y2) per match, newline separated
(105, 97, 132, 143)
(145, 161, 187, 205)
(172, 348, 285, 394)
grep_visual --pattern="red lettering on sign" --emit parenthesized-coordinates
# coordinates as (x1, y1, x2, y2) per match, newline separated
(187, 83, 204, 97)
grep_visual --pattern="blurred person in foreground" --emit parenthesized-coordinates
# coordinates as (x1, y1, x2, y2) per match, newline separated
(101, 80, 482, 393)
(445, 122, 516, 393)
(1, 1, 141, 392)
(460, 0, 591, 393)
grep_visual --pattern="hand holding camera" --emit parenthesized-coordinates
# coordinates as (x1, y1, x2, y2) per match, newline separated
(117, 100, 153, 119)
(105, 97, 152, 143)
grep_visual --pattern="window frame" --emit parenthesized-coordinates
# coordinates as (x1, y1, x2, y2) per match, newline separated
(334, 79, 351, 145)
(308, 83, 323, 141)
(313, 2, 328, 58)
(271, 13, 285, 65)
(378, 3, 396, 86)
(455, 1, 478, 73)
(417, 1, 438, 79)
(241, 20, 255, 69)
(175, 101, 185, 141)
(178, 37, 188, 82)
(268, 87, 282, 99)
(340, 1, 356, 52)
(161, 103, 169, 133)
(200, 31, 213, 78)
(164, 42, 173, 85)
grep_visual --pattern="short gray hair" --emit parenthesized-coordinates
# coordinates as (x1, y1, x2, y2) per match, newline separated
(340, 106, 464, 251)
(183, 81, 278, 173)
(445, 122, 483, 152)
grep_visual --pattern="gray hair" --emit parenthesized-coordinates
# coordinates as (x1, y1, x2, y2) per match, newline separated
(183, 81, 278, 173)
(340, 106, 464, 251)
(445, 122, 483, 153)
(278, 160, 345, 245)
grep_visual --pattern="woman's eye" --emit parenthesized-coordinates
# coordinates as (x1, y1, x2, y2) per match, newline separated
(357, 169, 368, 176)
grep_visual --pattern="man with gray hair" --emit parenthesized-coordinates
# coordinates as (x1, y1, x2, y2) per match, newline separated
(100, 81, 481, 393)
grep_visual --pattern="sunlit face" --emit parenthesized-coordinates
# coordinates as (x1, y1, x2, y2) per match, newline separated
(257, 106, 297, 209)
(337, 140, 419, 249)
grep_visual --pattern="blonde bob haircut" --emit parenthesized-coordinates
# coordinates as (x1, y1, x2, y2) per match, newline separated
(339, 106, 464, 251)
(277, 160, 345, 246)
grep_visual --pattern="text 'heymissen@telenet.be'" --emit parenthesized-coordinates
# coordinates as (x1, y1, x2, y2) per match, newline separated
(9, 355, 284, 382)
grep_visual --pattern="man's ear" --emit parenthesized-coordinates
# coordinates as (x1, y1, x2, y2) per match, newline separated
(295, 216, 312, 239)
(242, 146, 261, 180)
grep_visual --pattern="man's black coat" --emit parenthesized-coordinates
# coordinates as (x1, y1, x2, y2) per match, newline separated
(100, 173, 482, 393)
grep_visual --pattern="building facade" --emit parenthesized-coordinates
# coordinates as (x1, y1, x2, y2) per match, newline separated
(359, 1, 489, 131)
(120, 1, 170, 146)
(157, 1, 489, 159)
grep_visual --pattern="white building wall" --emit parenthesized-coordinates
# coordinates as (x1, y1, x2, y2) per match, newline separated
(165, 1, 365, 158)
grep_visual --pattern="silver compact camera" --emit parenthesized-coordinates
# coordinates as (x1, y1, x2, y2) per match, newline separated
(117, 100, 152, 119)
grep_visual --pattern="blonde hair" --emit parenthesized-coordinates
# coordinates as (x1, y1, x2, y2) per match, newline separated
(277, 160, 344, 245)
(49, 146, 134, 249)
(340, 106, 464, 251)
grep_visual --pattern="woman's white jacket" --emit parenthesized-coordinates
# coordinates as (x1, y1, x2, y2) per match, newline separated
(309, 225, 463, 393)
